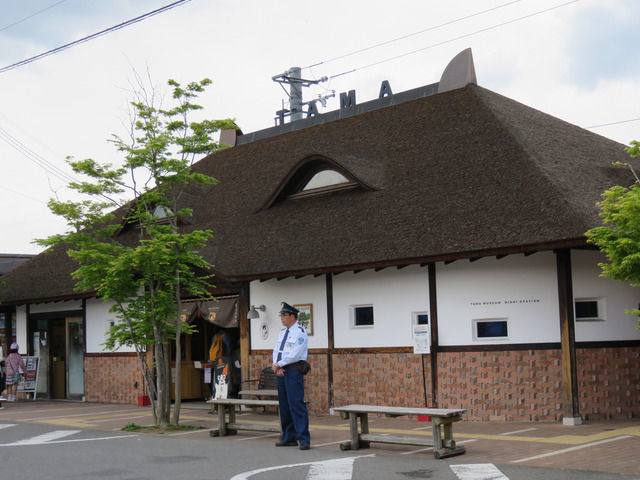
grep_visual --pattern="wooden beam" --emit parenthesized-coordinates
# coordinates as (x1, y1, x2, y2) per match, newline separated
(238, 283, 250, 393)
(326, 273, 335, 409)
(428, 263, 439, 408)
(555, 249, 580, 423)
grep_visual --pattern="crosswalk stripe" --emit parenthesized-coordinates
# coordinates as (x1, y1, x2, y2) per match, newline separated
(450, 463, 509, 480)
(6, 430, 81, 445)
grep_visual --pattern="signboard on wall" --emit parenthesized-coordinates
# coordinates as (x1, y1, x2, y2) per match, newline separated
(17, 356, 40, 399)
(412, 325, 430, 354)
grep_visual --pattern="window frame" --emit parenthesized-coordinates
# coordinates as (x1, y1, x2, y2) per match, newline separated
(574, 297, 606, 322)
(472, 318, 509, 341)
(350, 304, 375, 328)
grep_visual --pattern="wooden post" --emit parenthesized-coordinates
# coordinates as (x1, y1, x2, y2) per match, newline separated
(428, 263, 439, 407)
(555, 248, 581, 425)
(238, 283, 250, 391)
(326, 273, 335, 409)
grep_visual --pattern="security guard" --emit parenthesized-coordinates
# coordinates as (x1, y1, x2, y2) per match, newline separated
(272, 302, 311, 450)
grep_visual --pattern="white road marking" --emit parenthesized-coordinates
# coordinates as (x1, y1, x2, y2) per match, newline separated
(498, 427, 537, 436)
(0, 424, 17, 429)
(229, 454, 375, 480)
(235, 432, 280, 441)
(17, 408, 142, 422)
(450, 463, 510, 480)
(4, 430, 81, 445)
(307, 457, 360, 480)
(511, 435, 632, 463)
(311, 439, 349, 447)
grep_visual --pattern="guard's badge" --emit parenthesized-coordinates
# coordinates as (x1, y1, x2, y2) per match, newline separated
(298, 338, 304, 345)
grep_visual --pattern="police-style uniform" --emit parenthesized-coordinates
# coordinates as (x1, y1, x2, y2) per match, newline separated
(272, 303, 310, 448)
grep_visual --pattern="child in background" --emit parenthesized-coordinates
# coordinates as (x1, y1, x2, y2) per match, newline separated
(6, 343, 26, 402)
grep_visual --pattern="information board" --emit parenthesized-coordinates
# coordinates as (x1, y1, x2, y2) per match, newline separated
(17, 356, 40, 400)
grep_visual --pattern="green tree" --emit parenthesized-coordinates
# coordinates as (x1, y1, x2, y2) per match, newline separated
(39, 78, 236, 426)
(586, 140, 640, 328)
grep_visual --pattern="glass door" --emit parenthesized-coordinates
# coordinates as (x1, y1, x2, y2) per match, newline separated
(67, 317, 84, 398)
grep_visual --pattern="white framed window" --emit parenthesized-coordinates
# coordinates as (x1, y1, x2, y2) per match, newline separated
(351, 305, 374, 328)
(412, 311, 429, 326)
(575, 297, 606, 321)
(473, 318, 509, 341)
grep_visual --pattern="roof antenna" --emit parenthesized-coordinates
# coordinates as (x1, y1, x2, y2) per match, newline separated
(272, 67, 333, 125)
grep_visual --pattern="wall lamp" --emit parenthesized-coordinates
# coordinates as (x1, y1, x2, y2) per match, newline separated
(247, 304, 266, 319)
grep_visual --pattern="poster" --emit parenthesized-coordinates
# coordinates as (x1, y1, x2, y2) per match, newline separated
(412, 325, 430, 354)
(17, 356, 40, 398)
(294, 303, 313, 335)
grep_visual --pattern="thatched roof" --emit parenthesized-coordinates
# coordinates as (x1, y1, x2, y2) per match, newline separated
(1, 83, 636, 304)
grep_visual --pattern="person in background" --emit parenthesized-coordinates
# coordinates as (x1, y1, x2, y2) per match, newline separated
(0, 356, 6, 408)
(272, 302, 311, 450)
(5, 343, 26, 402)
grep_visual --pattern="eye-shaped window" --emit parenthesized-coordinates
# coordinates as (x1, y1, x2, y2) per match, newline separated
(263, 156, 372, 209)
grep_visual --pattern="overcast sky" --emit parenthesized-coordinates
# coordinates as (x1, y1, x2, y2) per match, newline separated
(0, 0, 638, 254)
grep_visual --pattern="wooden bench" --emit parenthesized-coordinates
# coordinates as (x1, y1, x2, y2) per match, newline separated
(333, 404, 466, 459)
(239, 367, 278, 400)
(207, 398, 281, 437)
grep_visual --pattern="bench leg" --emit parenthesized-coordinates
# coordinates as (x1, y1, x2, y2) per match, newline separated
(359, 413, 370, 448)
(218, 404, 227, 436)
(432, 417, 465, 459)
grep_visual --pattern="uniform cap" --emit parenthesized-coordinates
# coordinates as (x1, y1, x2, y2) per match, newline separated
(279, 302, 299, 316)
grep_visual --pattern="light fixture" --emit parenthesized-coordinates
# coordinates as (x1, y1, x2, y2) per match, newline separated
(247, 304, 266, 319)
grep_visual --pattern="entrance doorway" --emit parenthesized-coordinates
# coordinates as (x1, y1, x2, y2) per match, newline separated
(30, 314, 85, 400)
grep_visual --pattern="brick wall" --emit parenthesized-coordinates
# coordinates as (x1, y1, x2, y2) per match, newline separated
(577, 346, 640, 420)
(84, 354, 145, 404)
(438, 350, 563, 422)
(332, 353, 431, 408)
(244, 346, 640, 421)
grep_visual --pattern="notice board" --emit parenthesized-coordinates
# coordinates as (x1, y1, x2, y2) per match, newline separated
(17, 356, 40, 399)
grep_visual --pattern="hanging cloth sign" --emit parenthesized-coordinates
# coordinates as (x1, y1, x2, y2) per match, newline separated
(199, 299, 238, 328)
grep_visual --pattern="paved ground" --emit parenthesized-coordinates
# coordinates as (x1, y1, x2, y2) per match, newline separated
(1, 400, 639, 477)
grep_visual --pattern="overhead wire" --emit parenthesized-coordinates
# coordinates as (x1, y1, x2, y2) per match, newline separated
(0, 0, 69, 33)
(0, 125, 79, 185)
(326, 0, 581, 79)
(303, 0, 525, 70)
(0, 0, 192, 74)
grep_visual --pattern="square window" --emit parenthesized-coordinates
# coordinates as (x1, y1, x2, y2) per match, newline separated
(352, 305, 374, 327)
(575, 298, 605, 321)
(412, 312, 429, 325)
(473, 318, 508, 340)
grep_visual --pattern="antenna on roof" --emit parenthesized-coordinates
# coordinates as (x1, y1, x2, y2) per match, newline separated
(272, 67, 334, 125)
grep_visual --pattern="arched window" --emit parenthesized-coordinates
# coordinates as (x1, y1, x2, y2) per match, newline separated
(301, 170, 350, 192)
(263, 156, 371, 209)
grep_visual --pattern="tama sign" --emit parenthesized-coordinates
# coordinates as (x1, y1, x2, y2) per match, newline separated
(337, 80, 393, 110)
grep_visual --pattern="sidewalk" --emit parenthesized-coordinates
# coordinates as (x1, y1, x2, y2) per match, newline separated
(1, 400, 639, 476)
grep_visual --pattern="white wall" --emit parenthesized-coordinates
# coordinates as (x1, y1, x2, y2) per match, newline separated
(332, 265, 430, 348)
(85, 298, 135, 353)
(437, 253, 560, 345)
(250, 276, 328, 350)
(29, 300, 82, 314)
(572, 250, 640, 341)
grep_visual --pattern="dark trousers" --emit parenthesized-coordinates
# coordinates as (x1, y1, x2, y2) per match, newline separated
(277, 369, 310, 445)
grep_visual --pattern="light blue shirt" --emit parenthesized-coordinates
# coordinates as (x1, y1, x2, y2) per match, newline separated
(272, 321, 308, 367)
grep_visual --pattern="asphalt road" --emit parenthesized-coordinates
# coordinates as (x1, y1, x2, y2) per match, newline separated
(1, 421, 638, 480)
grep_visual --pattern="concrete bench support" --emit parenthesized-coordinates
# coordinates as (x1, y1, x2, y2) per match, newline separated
(207, 398, 281, 437)
(334, 404, 466, 459)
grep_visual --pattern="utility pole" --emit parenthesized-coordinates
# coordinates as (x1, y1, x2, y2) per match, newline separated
(272, 67, 334, 125)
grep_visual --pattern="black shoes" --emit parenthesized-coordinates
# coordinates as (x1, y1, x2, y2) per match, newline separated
(299, 443, 310, 450)
(275, 440, 298, 447)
